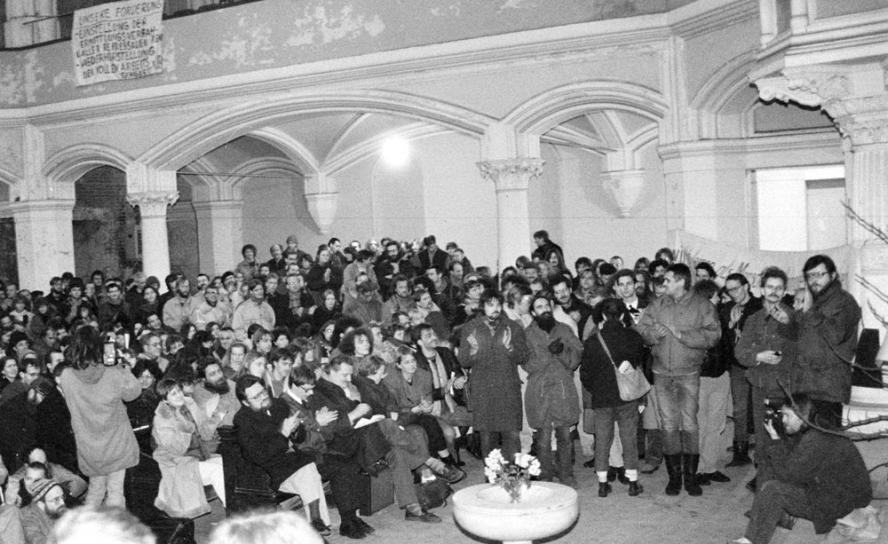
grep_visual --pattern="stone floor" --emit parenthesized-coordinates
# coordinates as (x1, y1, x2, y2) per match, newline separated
(193, 454, 888, 544)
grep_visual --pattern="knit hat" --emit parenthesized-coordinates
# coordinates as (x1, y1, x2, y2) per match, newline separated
(9, 330, 29, 349)
(29, 478, 61, 503)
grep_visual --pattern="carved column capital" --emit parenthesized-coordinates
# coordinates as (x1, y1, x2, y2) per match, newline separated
(477, 158, 545, 191)
(754, 71, 850, 109)
(127, 191, 179, 217)
(601, 169, 646, 218)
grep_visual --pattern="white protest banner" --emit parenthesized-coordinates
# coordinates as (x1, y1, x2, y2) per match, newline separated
(72, 0, 164, 86)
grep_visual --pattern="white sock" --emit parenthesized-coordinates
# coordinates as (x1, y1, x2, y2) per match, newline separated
(625, 469, 638, 482)
(597, 471, 608, 483)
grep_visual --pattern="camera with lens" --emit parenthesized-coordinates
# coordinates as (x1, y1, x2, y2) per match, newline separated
(764, 398, 785, 435)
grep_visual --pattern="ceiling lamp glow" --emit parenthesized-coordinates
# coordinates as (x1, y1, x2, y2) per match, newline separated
(380, 136, 410, 168)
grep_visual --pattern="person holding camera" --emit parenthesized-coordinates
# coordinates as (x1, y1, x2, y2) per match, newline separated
(59, 326, 141, 507)
(729, 393, 871, 544)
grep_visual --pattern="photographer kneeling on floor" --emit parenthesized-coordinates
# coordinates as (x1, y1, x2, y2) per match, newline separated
(729, 393, 871, 544)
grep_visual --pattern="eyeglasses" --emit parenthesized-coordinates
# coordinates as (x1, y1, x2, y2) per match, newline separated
(805, 270, 830, 280)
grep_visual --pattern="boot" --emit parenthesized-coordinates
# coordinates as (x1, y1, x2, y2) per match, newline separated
(726, 441, 752, 467)
(664, 454, 682, 496)
(682, 454, 702, 496)
(628, 481, 643, 496)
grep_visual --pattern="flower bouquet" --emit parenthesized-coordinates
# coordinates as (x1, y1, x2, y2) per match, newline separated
(484, 449, 541, 502)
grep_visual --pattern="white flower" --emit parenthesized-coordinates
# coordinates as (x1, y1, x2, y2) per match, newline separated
(485, 449, 505, 471)
(514, 452, 531, 468)
(484, 468, 498, 483)
(528, 458, 541, 477)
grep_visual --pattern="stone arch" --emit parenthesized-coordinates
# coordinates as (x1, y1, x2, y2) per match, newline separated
(248, 127, 321, 176)
(688, 51, 758, 139)
(138, 90, 494, 172)
(226, 156, 303, 200)
(503, 81, 668, 156)
(43, 143, 132, 199)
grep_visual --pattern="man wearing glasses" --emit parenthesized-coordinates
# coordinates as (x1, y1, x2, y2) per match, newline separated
(790, 255, 861, 406)
(720, 273, 762, 470)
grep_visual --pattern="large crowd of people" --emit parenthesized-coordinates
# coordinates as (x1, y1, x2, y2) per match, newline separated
(0, 229, 874, 544)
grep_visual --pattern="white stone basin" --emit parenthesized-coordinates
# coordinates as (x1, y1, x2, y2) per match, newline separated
(452, 482, 579, 544)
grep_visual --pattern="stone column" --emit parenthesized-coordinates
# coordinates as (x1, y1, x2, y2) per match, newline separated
(127, 191, 178, 281)
(11, 199, 75, 290)
(477, 158, 544, 270)
(192, 200, 244, 276)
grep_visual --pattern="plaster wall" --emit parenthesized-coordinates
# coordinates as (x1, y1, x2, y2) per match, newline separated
(545, 141, 670, 268)
(684, 16, 759, 102)
(0, 0, 690, 108)
(386, 46, 664, 120)
(241, 169, 312, 268)
(415, 133, 497, 268)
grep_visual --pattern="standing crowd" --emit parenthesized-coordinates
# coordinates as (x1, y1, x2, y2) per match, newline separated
(0, 230, 874, 544)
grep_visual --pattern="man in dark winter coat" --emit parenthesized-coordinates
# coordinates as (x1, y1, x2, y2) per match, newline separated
(458, 289, 528, 460)
(730, 393, 871, 544)
(790, 255, 860, 404)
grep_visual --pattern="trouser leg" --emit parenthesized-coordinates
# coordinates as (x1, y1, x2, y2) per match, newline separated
(614, 403, 639, 471)
(198, 455, 226, 507)
(84, 474, 108, 507)
(533, 426, 554, 479)
(554, 425, 573, 482)
(731, 367, 750, 444)
(745, 480, 813, 544)
(654, 375, 681, 455)
(385, 447, 419, 508)
(676, 373, 701, 455)
(592, 407, 616, 474)
(697, 374, 729, 473)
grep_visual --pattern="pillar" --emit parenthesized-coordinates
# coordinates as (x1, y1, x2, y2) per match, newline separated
(11, 199, 75, 290)
(127, 191, 178, 281)
(193, 200, 244, 276)
(477, 158, 544, 270)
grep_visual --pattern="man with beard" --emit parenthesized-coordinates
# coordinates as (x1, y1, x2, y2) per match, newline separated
(551, 277, 594, 340)
(790, 255, 860, 405)
(234, 375, 331, 535)
(162, 278, 194, 331)
(458, 289, 528, 459)
(193, 359, 240, 453)
(376, 241, 415, 298)
(45, 277, 68, 318)
(523, 294, 582, 486)
(20, 478, 67, 544)
(30, 377, 79, 473)
(382, 275, 416, 326)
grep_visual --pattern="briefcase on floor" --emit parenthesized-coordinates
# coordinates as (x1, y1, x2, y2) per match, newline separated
(358, 466, 394, 516)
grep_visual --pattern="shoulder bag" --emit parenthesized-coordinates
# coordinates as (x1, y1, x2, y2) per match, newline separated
(596, 332, 651, 401)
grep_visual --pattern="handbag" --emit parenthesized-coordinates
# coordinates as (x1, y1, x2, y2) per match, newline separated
(596, 332, 651, 401)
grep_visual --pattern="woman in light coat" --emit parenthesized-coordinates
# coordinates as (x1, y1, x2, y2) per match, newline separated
(152, 378, 226, 518)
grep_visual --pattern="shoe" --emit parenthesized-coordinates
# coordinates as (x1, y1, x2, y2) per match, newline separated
(598, 482, 612, 497)
(728, 538, 752, 544)
(339, 521, 367, 539)
(405, 509, 442, 523)
(639, 460, 660, 474)
(354, 518, 375, 535)
(628, 481, 643, 496)
(726, 441, 752, 467)
(582, 458, 596, 468)
(311, 519, 332, 536)
(708, 471, 731, 483)
(616, 469, 630, 485)
(697, 473, 711, 486)
(745, 477, 757, 493)
(682, 454, 702, 496)
(664, 454, 682, 496)
(437, 465, 466, 485)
